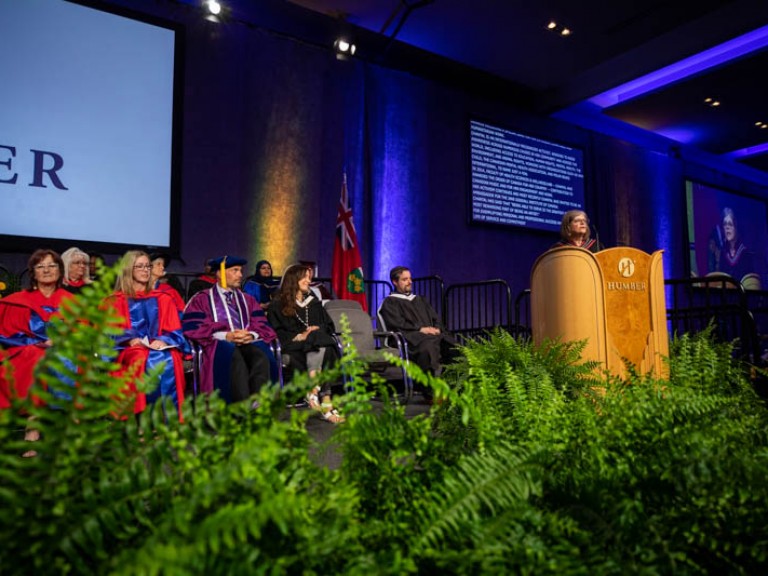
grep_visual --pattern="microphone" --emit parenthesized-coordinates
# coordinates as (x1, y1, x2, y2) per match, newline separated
(591, 224, 600, 248)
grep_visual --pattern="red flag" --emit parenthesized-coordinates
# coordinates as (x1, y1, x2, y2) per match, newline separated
(332, 172, 368, 311)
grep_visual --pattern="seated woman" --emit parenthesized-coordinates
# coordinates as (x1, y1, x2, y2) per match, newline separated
(267, 264, 343, 423)
(243, 259, 279, 309)
(553, 210, 603, 253)
(0, 249, 73, 407)
(148, 252, 185, 315)
(108, 251, 186, 420)
(0, 249, 73, 453)
(61, 247, 92, 294)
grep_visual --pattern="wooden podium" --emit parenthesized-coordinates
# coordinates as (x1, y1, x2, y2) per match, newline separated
(530, 247, 669, 379)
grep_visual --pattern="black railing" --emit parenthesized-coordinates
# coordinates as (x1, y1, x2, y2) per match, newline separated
(665, 276, 761, 363)
(411, 275, 445, 324)
(365, 279, 392, 326)
(514, 288, 532, 338)
(444, 279, 512, 343)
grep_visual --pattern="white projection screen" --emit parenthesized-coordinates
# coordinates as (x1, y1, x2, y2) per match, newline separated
(0, 0, 182, 253)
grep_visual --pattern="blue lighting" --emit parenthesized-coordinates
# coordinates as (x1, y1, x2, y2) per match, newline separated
(723, 141, 768, 159)
(589, 24, 768, 109)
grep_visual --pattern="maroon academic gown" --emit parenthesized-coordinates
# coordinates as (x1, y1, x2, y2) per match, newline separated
(0, 288, 72, 409)
(182, 286, 276, 395)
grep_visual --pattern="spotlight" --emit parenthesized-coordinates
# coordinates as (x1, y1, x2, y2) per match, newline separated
(207, 0, 222, 15)
(334, 37, 357, 60)
(545, 20, 573, 37)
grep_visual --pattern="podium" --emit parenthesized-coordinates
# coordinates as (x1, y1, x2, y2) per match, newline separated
(530, 247, 669, 379)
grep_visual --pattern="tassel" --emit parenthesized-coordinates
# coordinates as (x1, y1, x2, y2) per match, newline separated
(220, 257, 227, 289)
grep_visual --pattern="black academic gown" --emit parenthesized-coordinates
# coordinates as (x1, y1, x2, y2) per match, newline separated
(378, 293, 456, 375)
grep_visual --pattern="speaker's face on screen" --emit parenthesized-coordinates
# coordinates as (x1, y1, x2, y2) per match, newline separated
(723, 214, 736, 243)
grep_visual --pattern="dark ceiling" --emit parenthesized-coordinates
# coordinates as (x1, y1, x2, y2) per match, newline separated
(270, 0, 768, 174)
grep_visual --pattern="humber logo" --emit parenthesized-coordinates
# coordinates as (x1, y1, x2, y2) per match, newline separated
(618, 258, 635, 278)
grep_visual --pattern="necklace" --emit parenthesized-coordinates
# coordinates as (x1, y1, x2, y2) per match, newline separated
(295, 299, 310, 328)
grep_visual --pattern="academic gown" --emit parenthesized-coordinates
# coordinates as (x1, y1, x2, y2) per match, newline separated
(719, 242, 757, 283)
(378, 293, 456, 375)
(267, 295, 338, 373)
(552, 238, 602, 253)
(0, 288, 72, 408)
(182, 287, 277, 401)
(154, 282, 186, 315)
(109, 290, 187, 418)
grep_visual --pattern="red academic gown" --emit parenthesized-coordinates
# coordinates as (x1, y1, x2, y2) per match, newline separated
(0, 288, 72, 409)
(108, 290, 186, 420)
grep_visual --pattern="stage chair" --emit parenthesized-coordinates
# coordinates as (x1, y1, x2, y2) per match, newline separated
(325, 299, 412, 398)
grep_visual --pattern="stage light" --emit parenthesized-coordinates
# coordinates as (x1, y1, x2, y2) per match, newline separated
(545, 20, 572, 37)
(334, 37, 357, 60)
(206, 0, 222, 16)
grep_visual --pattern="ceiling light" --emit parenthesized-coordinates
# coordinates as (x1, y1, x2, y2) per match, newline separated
(206, 0, 221, 15)
(704, 97, 721, 107)
(334, 37, 357, 60)
(545, 20, 572, 37)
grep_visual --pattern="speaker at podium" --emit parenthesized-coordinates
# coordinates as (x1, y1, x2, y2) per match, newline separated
(530, 246, 669, 379)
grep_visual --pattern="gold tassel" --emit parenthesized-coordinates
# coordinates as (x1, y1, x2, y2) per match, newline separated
(220, 257, 227, 289)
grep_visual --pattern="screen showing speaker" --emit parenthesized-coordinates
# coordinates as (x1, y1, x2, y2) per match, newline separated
(685, 180, 768, 290)
(0, 0, 181, 252)
(469, 119, 585, 233)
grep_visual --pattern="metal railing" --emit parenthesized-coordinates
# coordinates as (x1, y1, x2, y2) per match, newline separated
(444, 279, 513, 343)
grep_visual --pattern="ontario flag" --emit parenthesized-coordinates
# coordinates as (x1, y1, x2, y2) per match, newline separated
(332, 171, 368, 311)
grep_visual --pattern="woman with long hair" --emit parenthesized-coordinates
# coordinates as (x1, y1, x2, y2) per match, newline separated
(267, 264, 342, 423)
(108, 250, 186, 420)
(717, 207, 760, 288)
(553, 210, 602, 253)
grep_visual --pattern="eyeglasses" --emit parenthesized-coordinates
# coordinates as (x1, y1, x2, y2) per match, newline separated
(71, 261, 88, 266)
(133, 264, 152, 270)
(34, 264, 59, 271)
(572, 218, 589, 224)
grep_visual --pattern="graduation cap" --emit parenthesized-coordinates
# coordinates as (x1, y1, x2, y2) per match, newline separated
(149, 252, 172, 266)
(209, 255, 247, 289)
(208, 255, 247, 269)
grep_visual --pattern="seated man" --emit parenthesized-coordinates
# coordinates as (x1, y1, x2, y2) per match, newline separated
(378, 266, 458, 395)
(183, 256, 278, 405)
